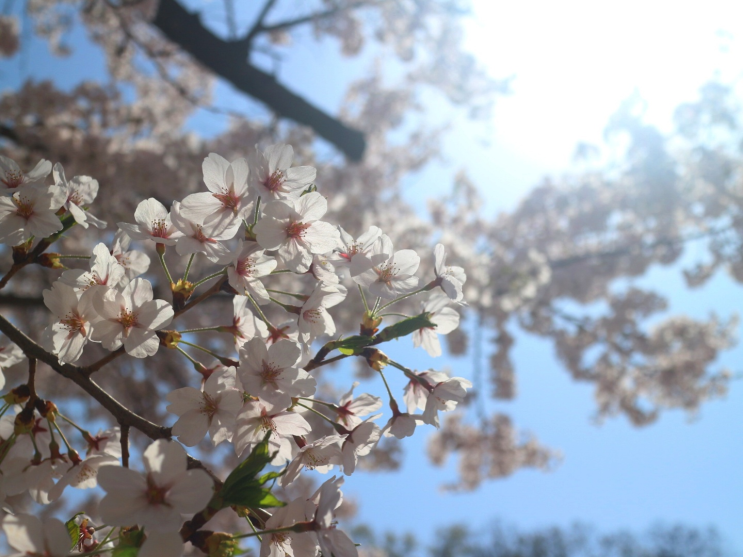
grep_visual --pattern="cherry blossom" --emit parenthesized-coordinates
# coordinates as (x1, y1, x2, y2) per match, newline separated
(233, 400, 311, 463)
(260, 497, 318, 557)
(403, 369, 449, 413)
(48, 453, 119, 501)
(281, 435, 344, 487)
(0, 336, 23, 389)
(91, 277, 174, 358)
(238, 337, 315, 408)
(433, 243, 466, 301)
(97, 439, 214, 532)
(226, 240, 277, 303)
(354, 244, 421, 299)
(166, 369, 243, 446)
(298, 282, 347, 340)
(382, 412, 424, 439)
(340, 418, 381, 475)
(111, 229, 151, 279)
(170, 200, 233, 262)
(249, 143, 317, 200)
(309, 476, 359, 557)
(330, 225, 384, 276)
(412, 292, 461, 357)
(118, 198, 184, 246)
(0, 184, 66, 245)
(253, 192, 340, 273)
(2, 514, 70, 557)
(52, 162, 106, 229)
(0, 155, 51, 193)
(180, 152, 252, 232)
(60, 242, 127, 292)
(422, 376, 473, 428)
(41, 281, 99, 364)
(227, 295, 269, 347)
(335, 382, 383, 429)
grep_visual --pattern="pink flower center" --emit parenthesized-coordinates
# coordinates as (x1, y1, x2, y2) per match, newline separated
(1, 170, 22, 189)
(237, 257, 256, 277)
(194, 225, 217, 244)
(376, 262, 398, 284)
(259, 409, 278, 433)
(213, 190, 240, 213)
(304, 450, 329, 470)
(14, 194, 35, 219)
(67, 190, 84, 206)
(145, 476, 170, 506)
(259, 360, 283, 389)
(117, 309, 138, 332)
(150, 218, 171, 239)
(264, 170, 284, 193)
(61, 312, 87, 337)
(303, 308, 322, 324)
(200, 392, 219, 419)
(285, 221, 311, 239)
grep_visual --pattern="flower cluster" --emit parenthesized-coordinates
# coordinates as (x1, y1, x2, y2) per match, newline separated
(0, 144, 470, 556)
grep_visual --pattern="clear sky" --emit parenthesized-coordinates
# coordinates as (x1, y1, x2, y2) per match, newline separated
(1, 0, 742, 553)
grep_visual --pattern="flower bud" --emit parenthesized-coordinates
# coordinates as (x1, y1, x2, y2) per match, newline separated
(362, 348, 390, 371)
(171, 279, 195, 310)
(2, 384, 30, 404)
(37, 253, 66, 269)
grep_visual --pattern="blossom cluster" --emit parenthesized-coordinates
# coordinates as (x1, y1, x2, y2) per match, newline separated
(0, 145, 470, 556)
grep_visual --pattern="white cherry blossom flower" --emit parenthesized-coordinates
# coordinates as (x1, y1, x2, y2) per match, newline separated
(298, 282, 347, 340)
(0, 336, 23, 390)
(180, 153, 252, 233)
(91, 278, 174, 358)
(233, 400, 311, 463)
(0, 155, 51, 194)
(382, 412, 424, 439)
(111, 229, 151, 279)
(238, 337, 315, 408)
(139, 531, 184, 557)
(53, 163, 106, 229)
(226, 240, 276, 303)
(309, 253, 339, 284)
(2, 514, 70, 557)
(421, 376, 473, 428)
(249, 143, 316, 200)
(60, 242, 127, 293)
(281, 434, 344, 487)
(0, 184, 66, 245)
(48, 453, 119, 501)
(85, 427, 122, 458)
(97, 439, 214, 532)
(340, 418, 381, 475)
(309, 476, 358, 557)
(118, 198, 184, 246)
(226, 295, 269, 347)
(166, 369, 243, 446)
(354, 244, 420, 299)
(330, 225, 384, 276)
(434, 243, 466, 302)
(335, 382, 382, 429)
(412, 292, 461, 357)
(170, 201, 233, 262)
(260, 497, 318, 557)
(402, 369, 449, 413)
(253, 193, 340, 273)
(41, 282, 99, 364)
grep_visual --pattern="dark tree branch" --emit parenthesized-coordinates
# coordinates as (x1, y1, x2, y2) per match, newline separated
(151, 0, 366, 161)
(260, 0, 376, 34)
(244, 0, 278, 44)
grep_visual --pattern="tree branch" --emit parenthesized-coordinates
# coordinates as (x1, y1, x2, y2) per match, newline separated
(151, 0, 366, 161)
(260, 1, 376, 34)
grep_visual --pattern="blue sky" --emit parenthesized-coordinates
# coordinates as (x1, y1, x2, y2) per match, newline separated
(1, 0, 742, 553)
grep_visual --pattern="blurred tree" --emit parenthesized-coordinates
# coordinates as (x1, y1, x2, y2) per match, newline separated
(0, 0, 740, 496)
(355, 521, 729, 557)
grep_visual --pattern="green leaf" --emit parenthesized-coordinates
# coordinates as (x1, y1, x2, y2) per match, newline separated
(222, 432, 273, 495)
(375, 313, 436, 342)
(65, 512, 84, 549)
(220, 433, 286, 509)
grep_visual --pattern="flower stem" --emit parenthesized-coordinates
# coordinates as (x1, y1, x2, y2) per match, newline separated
(176, 346, 201, 367)
(296, 397, 339, 411)
(183, 253, 195, 281)
(193, 268, 227, 288)
(270, 269, 292, 274)
(253, 196, 262, 225)
(157, 248, 174, 285)
(358, 284, 369, 312)
(247, 292, 273, 328)
(179, 340, 229, 362)
(233, 524, 304, 540)
(376, 286, 428, 313)
(57, 254, 91, 259)
(267, 288, 306, 301)
(295, 401, 345, 433)
(178, 326, 223, 334)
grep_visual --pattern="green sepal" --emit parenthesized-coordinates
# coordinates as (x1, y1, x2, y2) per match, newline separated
(220, 433, 285, 509)
(375, 313, 436, 342)
(336, 335, 374, 355)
